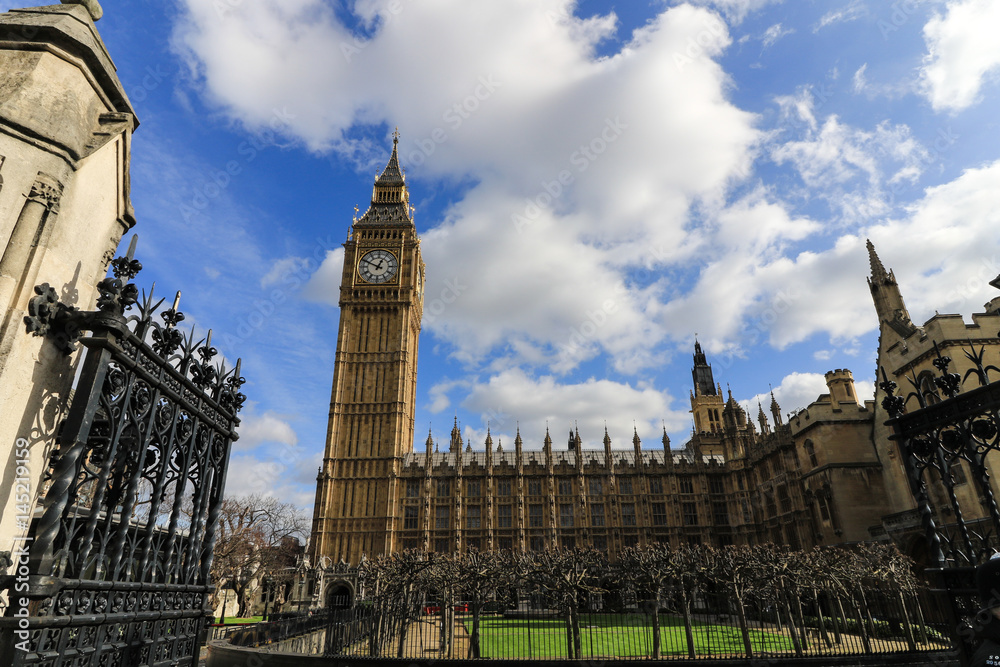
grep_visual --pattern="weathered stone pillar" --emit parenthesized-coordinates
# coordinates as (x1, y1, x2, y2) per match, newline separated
(0, 4, 137, 565)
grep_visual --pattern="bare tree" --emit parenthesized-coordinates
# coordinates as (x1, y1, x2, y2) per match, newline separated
(210, 494, 308, 620)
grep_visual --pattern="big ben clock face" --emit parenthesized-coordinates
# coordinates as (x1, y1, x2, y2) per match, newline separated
(358, 249, 398, 284)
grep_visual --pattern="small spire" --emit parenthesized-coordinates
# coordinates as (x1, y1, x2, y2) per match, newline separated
(867, 239, 889, 283)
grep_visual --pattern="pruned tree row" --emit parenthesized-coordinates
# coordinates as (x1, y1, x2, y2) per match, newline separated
(354, 542, 935, 659)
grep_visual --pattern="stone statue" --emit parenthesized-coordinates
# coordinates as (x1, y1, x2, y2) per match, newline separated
(61, 0, 103, 21)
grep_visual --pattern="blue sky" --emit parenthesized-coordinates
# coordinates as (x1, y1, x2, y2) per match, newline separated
(8, 0, 1000, 513)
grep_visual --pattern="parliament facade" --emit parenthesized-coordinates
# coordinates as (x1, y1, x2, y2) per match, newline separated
(309, 136, 1000, 568)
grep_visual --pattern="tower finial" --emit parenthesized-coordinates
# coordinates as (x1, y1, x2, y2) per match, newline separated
(866, 239, 888, 282)
(392, 126, 400, 144)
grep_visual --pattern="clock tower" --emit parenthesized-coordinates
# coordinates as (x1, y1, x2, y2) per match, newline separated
(310, 131, 425, 565)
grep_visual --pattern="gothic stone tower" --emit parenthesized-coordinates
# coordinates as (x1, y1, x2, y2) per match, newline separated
(310, 133, 425, 565)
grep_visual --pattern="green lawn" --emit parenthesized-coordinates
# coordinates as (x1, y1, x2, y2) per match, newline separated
(219, 616, 263, 625)
(462, 613, 796, 658)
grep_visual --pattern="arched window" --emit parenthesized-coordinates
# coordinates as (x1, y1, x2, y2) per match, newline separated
(804, 440, 818, 468)
(918, 371, 941, 406)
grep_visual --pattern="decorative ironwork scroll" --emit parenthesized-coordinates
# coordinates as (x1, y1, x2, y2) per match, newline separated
(881, 341, 1000, 664)
(1, 238, 244, 667)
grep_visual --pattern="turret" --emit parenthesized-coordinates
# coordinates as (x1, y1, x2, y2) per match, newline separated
(757, 401, 770, 434)
(867, 240, 918, 338)
(450, 416, 462, 454)
(825, 369, 859, 408)
(692, 339, 717, 397)
(770, 389, 783, 427)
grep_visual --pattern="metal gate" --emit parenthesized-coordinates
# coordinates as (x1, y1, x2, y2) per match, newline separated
(1, 243, 244, 666)
(881, 342, 1000, 665)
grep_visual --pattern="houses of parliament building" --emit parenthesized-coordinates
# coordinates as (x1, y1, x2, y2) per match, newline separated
(308, 135, 1000, 569)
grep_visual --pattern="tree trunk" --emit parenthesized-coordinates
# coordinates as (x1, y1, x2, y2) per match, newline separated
(735, 594, 753, 658)
(898, 590, 917, 651)
(469, 599, 481, 659)
(681, 587, 696, 658)
(793, 592, 810, 651)
(832, 595, 845, 645)
(813, 588, 832, 648)
(850, 594, 872, 654)
(571, 603, 583, 658)
(912, 593, 929, 643)
(783, 595, 803, 656)
(651, 598, 662, 659)
(565, 607, 575, 658)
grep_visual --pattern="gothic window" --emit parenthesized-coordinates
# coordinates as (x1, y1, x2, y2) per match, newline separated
(765, 493, 777, 518)
(562, 536, 576, 550)
(712, 502, 729, 526)
(435, 538, 449, 553)
(591, 504, 605, 527)
(403, 538, 419, 550)
(785, 448, 799, 470)
(738, 476, 745, 491)
(777, 485, 791, 514)
(559, 503, 574, 527)
(709, 477, 724, 494)
(592, 536, 607, 551)
(435, 506, 450, 529)
(784, 525, 800, 550)
(682, 503, 698, 526)
(530, 536, 545, 552)
(649, 478, 664, 494)
(528, 479, 542, 496)
(529, 504, 543, 527)
(623, 534, 639, 548)
(651, 503, 667, 526)
(437, 479, 450, 497)
(497, 537, 513, 550)
(952, 462, 967, 485)
(818, 496, 831, 522)
(618, 477, 633, 495)
(467, 480, 481, 497)
(918, 371, 942, 406)
(466, 505, 481, 528)
(717, 534, 733, 547)
(498, 479, 512, 496)
(742, 500, 751, 523)
(804, 440, 818, 468)
(588, 478, 603, 495)
(498, 504, 512, 528)
(621, 503, 637, 526)
(679, 477, 694, 494)
(467, 537, 480, 551)
(404, 506, 418, 529)
(406, 480, 420, 497)
(558, 479, 573, 496)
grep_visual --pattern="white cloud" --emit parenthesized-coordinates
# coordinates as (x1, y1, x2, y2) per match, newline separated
(181, 2, 759, 372)
(452, 368, 688, 447)
(814, 1, 866, 32)
(678, 0, 783, 24)
(236, 410, 299, 450)
(261, 256, 312, 288)
(741, 371, 876, 418)
(920, 0, 1000, 112)
(761, 22, 793, 48)
(852, 63, 868, 94)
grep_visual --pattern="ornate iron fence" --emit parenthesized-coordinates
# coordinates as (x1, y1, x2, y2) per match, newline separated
(0, 239, 244, 667)
(881, 341, 1000, 665)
